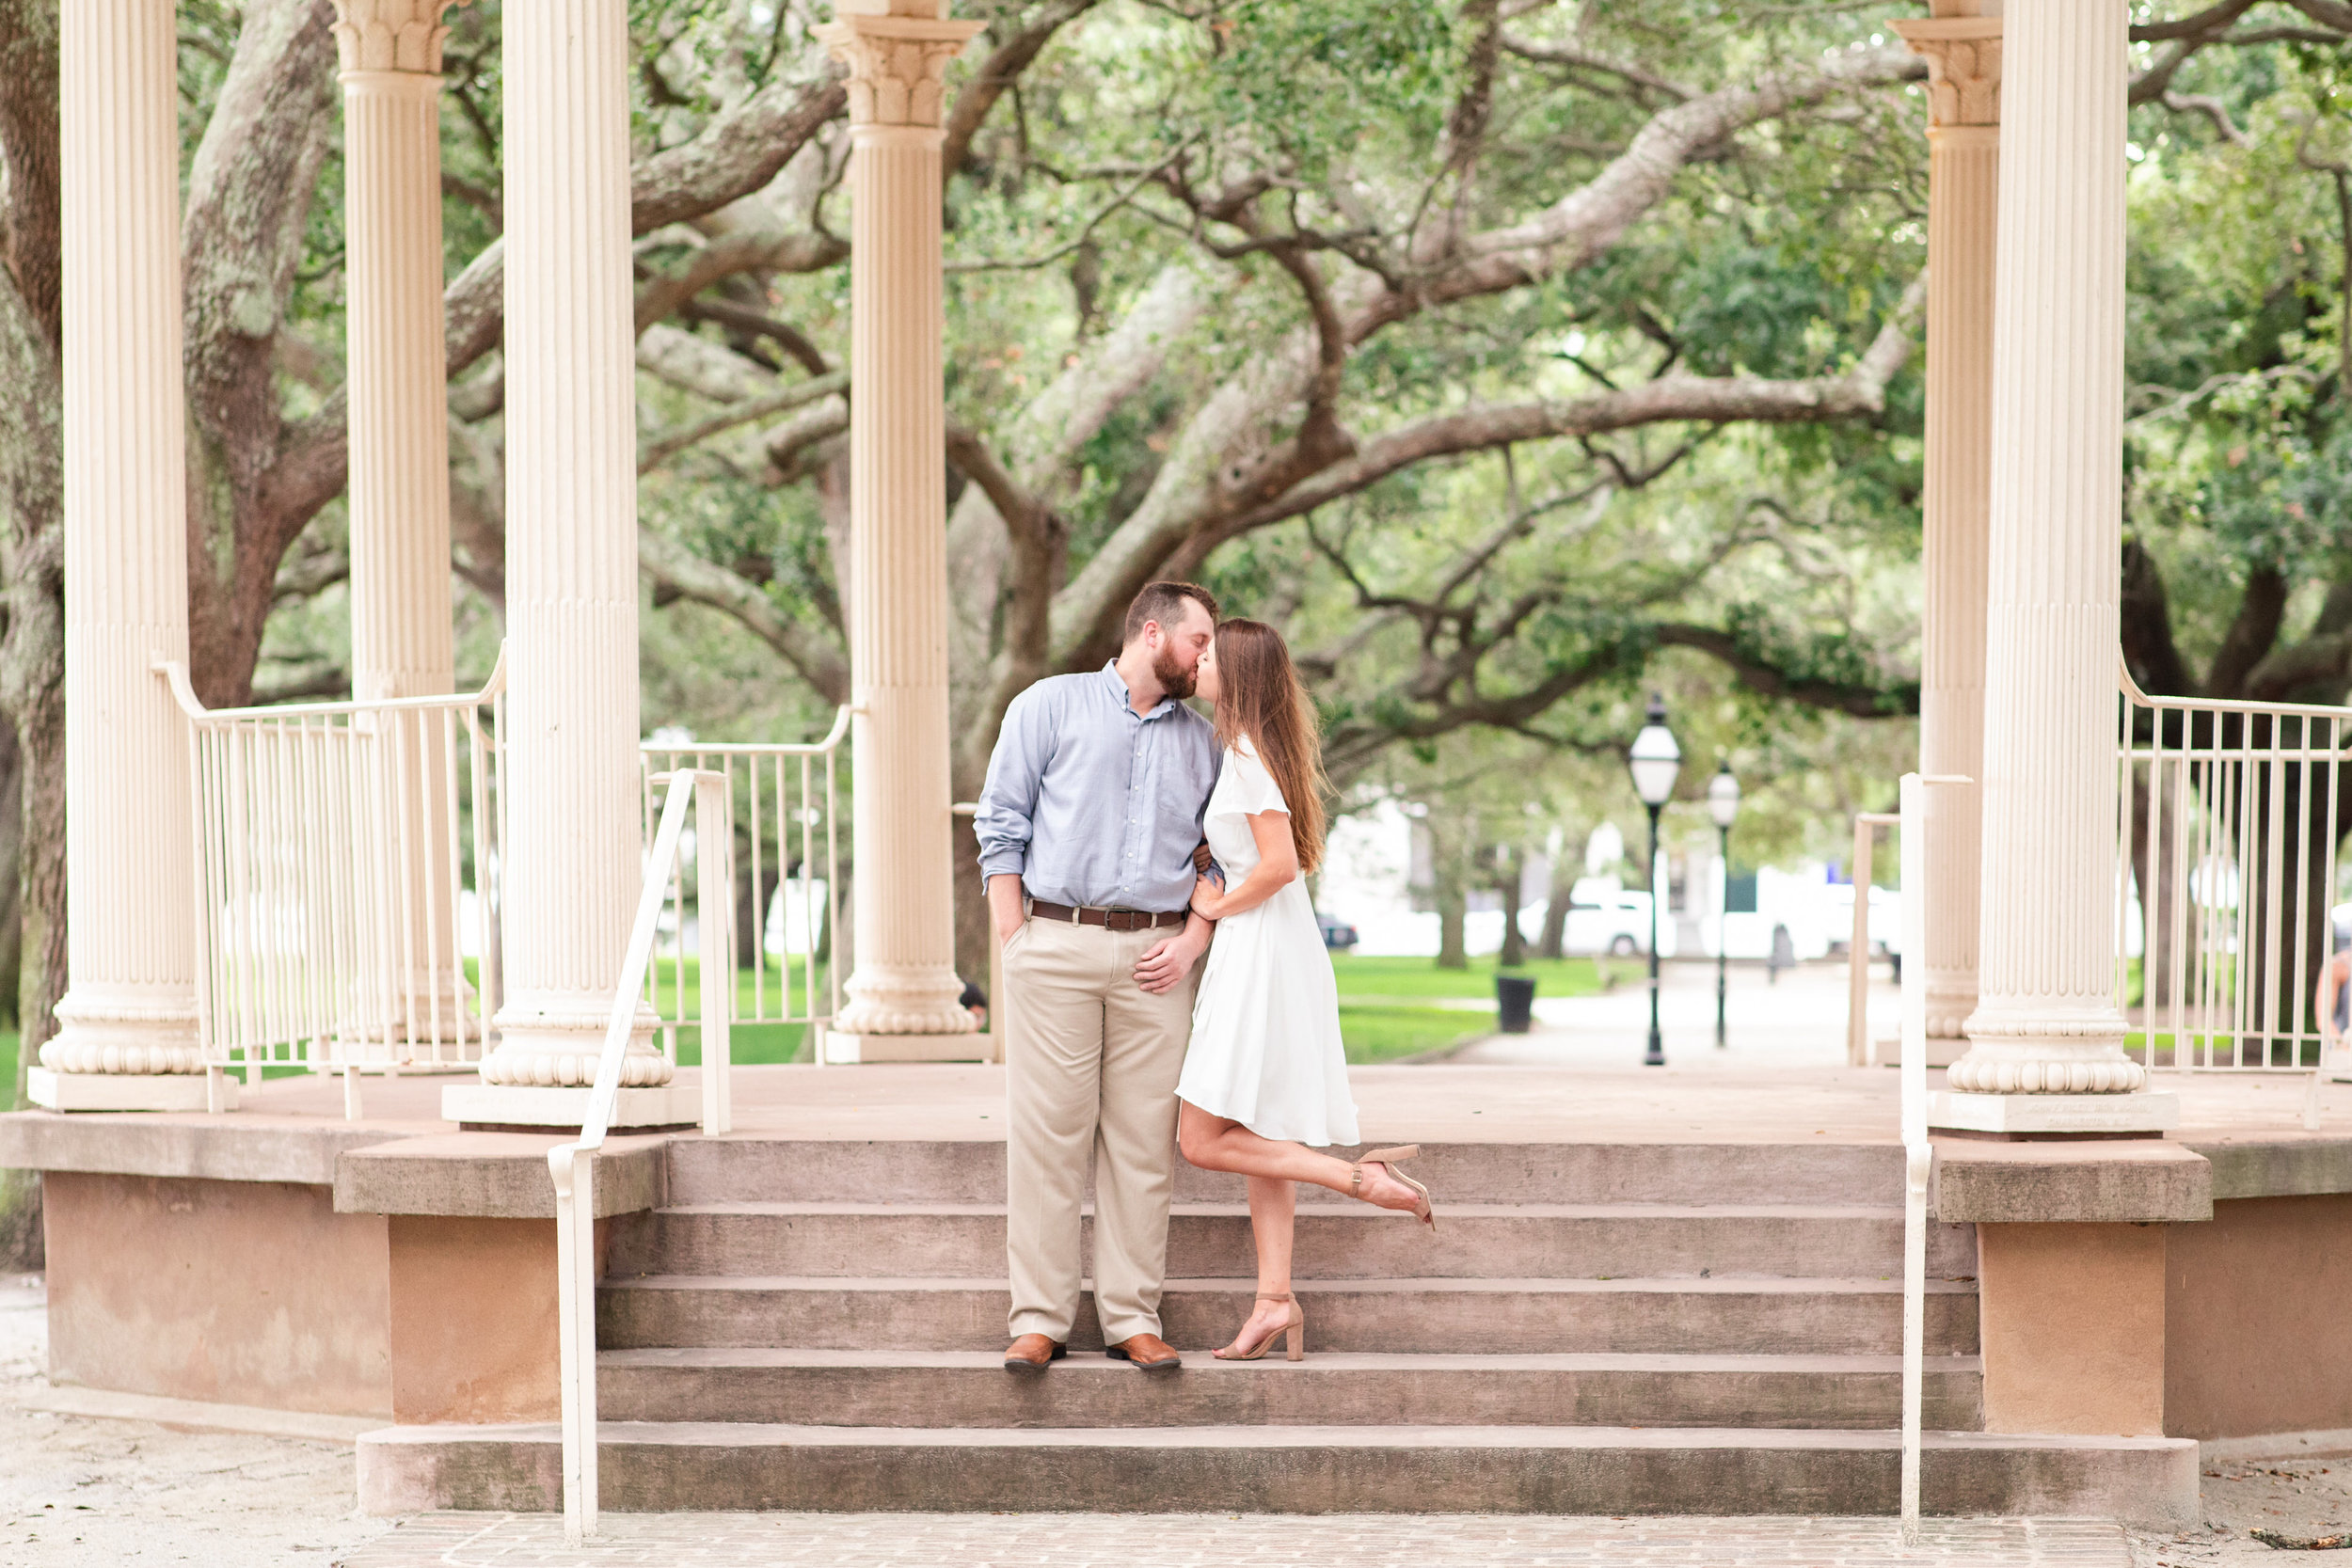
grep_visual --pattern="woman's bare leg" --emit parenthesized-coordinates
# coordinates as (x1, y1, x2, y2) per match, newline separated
(1176, 1101, 1422, 1212)
(1216, 1174, 1297, 1357)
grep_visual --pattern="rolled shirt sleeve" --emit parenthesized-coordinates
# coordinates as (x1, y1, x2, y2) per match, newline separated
(974, 684, 1049, 883)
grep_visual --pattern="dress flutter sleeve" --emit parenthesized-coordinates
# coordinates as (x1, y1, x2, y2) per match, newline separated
(1227, 740, 1291, 816)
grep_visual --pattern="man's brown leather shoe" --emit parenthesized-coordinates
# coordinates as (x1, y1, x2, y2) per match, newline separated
(1105, 1332, 1182, 1371)
(1003, 1333, 1066, 1371)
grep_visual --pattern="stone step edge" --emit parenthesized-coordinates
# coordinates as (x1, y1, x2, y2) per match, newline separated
(597, 1347, 1986, 1374)
(649, 1201, 1927, 1221)
(357, 1419, 2180, 1453)
(600, 1274, 1979, 1295)
(358, 1422, 2189, 1523)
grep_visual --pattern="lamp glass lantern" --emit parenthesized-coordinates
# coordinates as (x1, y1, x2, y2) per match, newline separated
(1627, 695, 1680, 1066)
(1708, 761, 1740, 829)
(1629, 702, 1682, 807)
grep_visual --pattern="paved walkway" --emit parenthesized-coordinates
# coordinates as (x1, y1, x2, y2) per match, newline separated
(337, 1512, 2138, 1567)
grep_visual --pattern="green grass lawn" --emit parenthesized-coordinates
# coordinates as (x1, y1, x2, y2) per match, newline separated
(645, 954, 825, 1067)
(1329, 952, 1604, 1002)
(0, 1031, 15, 1104)
(1337, 1004, 1492, 1064)
(1329, 953, 1602, 1062)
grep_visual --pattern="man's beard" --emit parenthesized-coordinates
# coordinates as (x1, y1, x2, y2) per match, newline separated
(1153, 642, 1198, 699)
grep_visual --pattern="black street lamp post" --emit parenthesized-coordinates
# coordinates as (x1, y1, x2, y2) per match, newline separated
(1708, 761, 1741, 1051)
(1628, 695, 1681, 1068)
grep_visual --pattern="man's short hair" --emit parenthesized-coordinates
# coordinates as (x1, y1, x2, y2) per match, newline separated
(1123, 581, 1220, 643)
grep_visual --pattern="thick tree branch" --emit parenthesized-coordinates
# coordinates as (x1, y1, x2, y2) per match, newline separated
(1653, 623, 1918, 717)
(638, 369, 848, 475)
(940, 0, 1103, 178)
(637, 528, 850, 704)
(1498, 33, 1695, 102)
(1161, 283, 1920, 587)
(634, 226, 849, 335)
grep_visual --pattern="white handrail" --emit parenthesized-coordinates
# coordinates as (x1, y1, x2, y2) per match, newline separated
(1898, 772, 1968, 1545)
(548, 767, 732, 1546)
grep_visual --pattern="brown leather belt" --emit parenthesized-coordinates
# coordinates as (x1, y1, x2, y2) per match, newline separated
(1028, 900, 1186, 932)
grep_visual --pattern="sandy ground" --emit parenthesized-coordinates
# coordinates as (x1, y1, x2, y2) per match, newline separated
(0, 1272, 394, 1566)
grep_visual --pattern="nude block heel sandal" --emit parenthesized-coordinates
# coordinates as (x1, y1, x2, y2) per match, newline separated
(1353, 1145, 1437, 1230)
(1216, 1291, 1306, 1362)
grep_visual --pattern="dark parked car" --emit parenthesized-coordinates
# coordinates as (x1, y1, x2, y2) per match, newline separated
(1316, 911, 1359, 950)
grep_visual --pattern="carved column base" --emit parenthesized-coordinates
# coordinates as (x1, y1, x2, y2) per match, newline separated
(829, 962, 982, 1064)
(40, 983, 201, 1076)
(442, 990, 693, 1129)
(1933, 997, 2175, 1133)
(31, 983, 214, 1111)
(836, 962, 977, 1037)
(1922, 971, 1979, 1040)
(1946, 999, 2142, 1094)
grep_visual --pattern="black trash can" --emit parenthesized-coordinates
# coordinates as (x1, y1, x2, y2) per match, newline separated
(1495, 974, 1537, 1034)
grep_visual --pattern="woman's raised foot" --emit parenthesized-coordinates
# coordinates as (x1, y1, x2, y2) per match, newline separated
(1347, 1145, 1437, 1228)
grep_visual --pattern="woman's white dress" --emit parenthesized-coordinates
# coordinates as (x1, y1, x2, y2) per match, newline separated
(1176, 739, 1359, 1147)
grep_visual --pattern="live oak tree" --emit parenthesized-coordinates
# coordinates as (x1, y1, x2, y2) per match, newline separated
(1, 0, 2348, 1101)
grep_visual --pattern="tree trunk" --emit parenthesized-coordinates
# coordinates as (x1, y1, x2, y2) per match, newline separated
(0, 0, 61, 1261)
(1496, 843, 1527, 967)
(1538, 845, 1574, 960)
(1430, 816, 1468, 970)
(733, 823, 780, 973)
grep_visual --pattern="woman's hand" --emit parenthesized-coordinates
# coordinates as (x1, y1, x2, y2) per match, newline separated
(1189, 874, 1225, 921)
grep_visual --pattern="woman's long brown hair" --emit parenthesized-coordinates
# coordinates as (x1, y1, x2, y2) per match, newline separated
(1211, 619, 1329, 875)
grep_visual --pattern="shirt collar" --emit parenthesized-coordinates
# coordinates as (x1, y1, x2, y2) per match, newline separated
(1101, 659, 1179, 722)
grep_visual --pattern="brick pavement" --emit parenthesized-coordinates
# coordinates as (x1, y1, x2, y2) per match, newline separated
(332, 1512, 2136, 1567)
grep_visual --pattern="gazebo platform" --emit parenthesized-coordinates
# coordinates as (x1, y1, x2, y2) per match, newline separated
(7, 1060, 2352, 1521)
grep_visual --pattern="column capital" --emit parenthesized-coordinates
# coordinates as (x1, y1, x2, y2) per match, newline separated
(329, 0, 463, 76)
(1893, 17, 2002, 129)
(816, 10, 984, 131)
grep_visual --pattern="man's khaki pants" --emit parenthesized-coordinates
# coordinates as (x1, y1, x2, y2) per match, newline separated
(1002, 913, 1196, 1345)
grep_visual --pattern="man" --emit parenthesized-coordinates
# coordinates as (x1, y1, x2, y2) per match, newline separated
(974, 581, 1223, 1373)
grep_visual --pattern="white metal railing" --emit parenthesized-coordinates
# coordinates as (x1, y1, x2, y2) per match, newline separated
(639, 707, 848, 1069)
(1847, 811, 1899, 1067)
(2118, 661, 2351, 1123)
(550, 767, 733, 1546)
(157, 651, 508, 1118)
(1894, 773, 1953, 1545)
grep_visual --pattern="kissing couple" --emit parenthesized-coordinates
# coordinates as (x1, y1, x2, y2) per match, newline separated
(973, 580, 1437, 1372)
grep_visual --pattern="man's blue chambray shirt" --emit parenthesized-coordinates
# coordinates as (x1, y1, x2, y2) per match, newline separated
(975, 662, 1221, 913)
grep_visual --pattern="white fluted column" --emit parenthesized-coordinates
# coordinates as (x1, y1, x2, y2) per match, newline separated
(33, 0, 212, 1111)
(446, 0, 688, 1126)
(1895, 8, 1999, 1061)
(332, 0, 466, 1056)
(818, 1, 983, 1064)
(334, 0, 455, 708)
(1934, 0, 2172, 1133)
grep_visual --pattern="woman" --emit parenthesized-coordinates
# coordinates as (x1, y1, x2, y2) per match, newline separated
(1175, 618, 1435, 1364)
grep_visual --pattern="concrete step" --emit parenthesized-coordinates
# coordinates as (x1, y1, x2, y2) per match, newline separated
(597, 1275, 1981, 1356)
(596, 1346, 1986, 1432)
(356, 1420, 2197, 1524)
(665, 1138, 1910, 1209)
(609, 1200, 1978, 1281)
